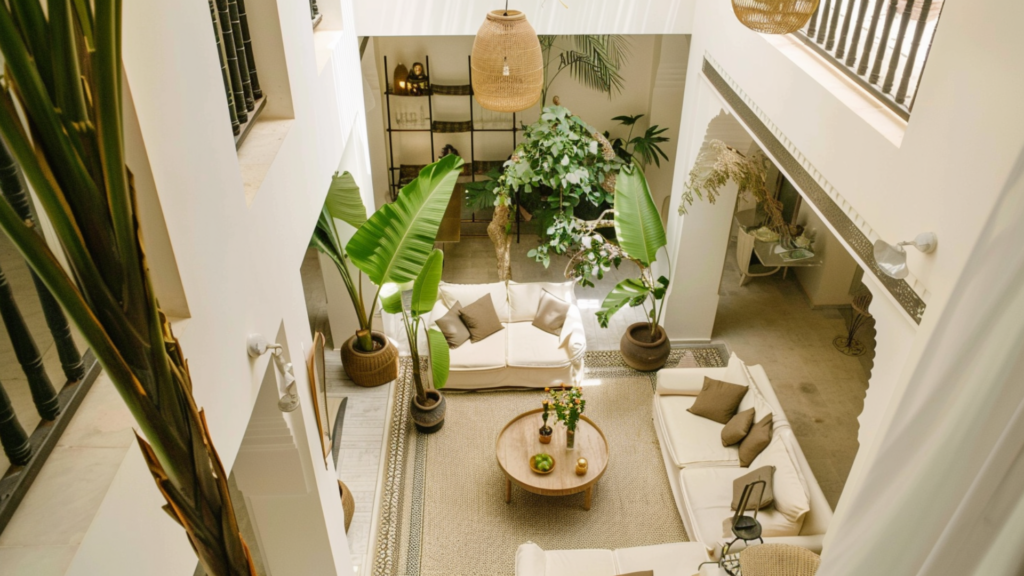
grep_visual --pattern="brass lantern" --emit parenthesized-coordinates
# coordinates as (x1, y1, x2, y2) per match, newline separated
(393, 62, 409, 95)
(732, 0, 820, 35)
(471, 10, 543, 112)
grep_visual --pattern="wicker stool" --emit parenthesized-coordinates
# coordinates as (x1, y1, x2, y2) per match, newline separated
(739, 543, 821, 576)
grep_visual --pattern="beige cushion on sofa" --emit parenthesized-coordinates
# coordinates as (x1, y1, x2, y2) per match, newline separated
(731, 465, 775, 510)
(540, 548, 617, 576)
(532, 290, 570, 336)
(448, 329, 507, 371)
(721, 408, 755, 446)
(657, 396, 740, 468)
(750, 434, 811, 527)
(434, 302, 471, 348)
(440, 281, 509, 321)
(507, 322, 572, 368)
(679, 466, 806, 544)
(460, 295, 505, 342)
(613, 542, 711, 576)
(508, 280, 574, 322)
(739, 414, 774, 467)
(688, 377, 749, 424)
(656, 367, 728, 395)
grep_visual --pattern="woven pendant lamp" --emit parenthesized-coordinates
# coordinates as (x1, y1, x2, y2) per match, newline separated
(732, 0, 820, 35)
(471, 10, 543, 112)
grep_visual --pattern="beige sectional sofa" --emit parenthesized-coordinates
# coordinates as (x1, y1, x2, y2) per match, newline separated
(430, 280, 586, 390)
(653, 353, 832, 556)
(515, 541, 715, 576)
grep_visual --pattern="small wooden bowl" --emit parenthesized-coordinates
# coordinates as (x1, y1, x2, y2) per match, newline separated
(529, 454, 555, 475)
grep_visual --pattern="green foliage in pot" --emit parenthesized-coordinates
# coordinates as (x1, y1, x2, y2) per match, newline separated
(0, 3, 254, 572)
(595, 162, 671, 342)
(380, 250, 448, 405)
(608, 114, 670, 169)
(311, 155, 464, 353)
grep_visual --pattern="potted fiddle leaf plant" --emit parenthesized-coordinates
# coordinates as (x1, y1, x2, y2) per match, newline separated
(311, 155, 463, 387)
(380, 249, 449, 433)
(595, 161, 672, 371)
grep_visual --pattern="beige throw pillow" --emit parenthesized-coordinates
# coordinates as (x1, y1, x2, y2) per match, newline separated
(739, 414, 773, 467)
(459, 295, 505, 342)
(434, 302, 471, 348)
(721, 407, 755, 446)
(687, 377, 749, 424)
(731, 465, 775, 510)
(531, 290, 570, 336)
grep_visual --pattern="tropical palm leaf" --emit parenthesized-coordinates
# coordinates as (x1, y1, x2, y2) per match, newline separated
(426, 328, 449, 390)
(411, 249, 443, 315)
(324, 171, 367, 229)
(346, 154, 464, 285)
(613, 163, 666, 267)
(596, 278, 650, 328)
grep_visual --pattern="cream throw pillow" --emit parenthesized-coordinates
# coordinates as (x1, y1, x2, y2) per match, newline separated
(750, 437, 811, 526)
(531, 290, 570, 336)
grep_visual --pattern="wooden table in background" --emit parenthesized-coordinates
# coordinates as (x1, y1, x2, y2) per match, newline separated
(495, 409, 609, 510)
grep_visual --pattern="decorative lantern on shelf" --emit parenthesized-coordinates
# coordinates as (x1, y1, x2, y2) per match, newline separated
(471, 10, 543, 112)
(731, 0, 820, 35)
(393, 62, 409, 95)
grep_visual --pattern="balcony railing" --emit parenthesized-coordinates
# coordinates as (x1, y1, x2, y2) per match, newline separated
(208, 0, 265, 146)
(797, 0, 944, 120)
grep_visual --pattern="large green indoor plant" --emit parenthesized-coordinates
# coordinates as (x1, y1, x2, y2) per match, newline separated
(311, 156, 463, 386)
(594, 162, 672, 371)
(0, 2, 253, 573)
(380, 249, 449, 433)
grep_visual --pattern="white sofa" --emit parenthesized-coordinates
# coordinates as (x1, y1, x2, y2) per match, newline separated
(653, 353, 832, 557)
(430, 280, 586, 390)
(515, 541, 719, 576)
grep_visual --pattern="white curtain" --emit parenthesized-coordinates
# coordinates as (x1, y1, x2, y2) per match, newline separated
(820, 146, 1024, 576)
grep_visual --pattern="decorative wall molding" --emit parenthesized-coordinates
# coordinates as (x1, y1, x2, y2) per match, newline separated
(701, 55, 927, 324)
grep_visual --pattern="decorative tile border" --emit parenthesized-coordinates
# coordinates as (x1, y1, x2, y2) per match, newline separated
(700, 55, 926, 324)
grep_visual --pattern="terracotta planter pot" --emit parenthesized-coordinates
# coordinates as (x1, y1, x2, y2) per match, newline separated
(620, 322, 670, 372)
(340, 331, 398, 387)
(410, 389, 446, 434)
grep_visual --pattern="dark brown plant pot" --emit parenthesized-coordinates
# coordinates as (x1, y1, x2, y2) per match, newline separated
(341, 331, 398, 387)
(620, 322, 670, 372)
(410, 389, 446, 434)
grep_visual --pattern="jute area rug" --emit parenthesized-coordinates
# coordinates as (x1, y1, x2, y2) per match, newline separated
(371, 348, 725, 576)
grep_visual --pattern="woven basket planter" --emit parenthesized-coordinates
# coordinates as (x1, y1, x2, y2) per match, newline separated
(471, 10, 543, 112)
(338, 480, 355, 532)
(731, 0, 820, 35)
(340, 331, 398, 387)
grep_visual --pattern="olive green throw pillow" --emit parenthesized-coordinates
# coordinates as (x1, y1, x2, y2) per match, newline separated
(459, 295, 505, 342)
(434, 302, 471, 348)
(739, 414, 773, 467)
(722, 407, 756, 446)
(687, 377, 749, 424)
(531, 289, 570, 336)
(731, 465, 775, 510)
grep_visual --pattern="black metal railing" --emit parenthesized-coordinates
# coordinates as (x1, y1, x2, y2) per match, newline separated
(798, 0, 943, 120)
(309, 0, 320, 24)
(209, 0, 264, 140)
(0, 139, 100, 534)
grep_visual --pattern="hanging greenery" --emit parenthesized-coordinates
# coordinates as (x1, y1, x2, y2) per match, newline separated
(680, 139, 792, 235)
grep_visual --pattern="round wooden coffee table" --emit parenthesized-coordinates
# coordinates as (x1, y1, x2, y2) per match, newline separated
(495, 408, 609, 510)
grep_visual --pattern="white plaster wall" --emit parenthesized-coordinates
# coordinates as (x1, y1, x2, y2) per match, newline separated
(794, 208, 860, 308)
(61, 0, 363, 573)
(352, 0, 697, 36)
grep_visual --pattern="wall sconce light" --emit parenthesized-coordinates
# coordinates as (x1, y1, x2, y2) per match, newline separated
(393, 62, 409, 95)
(247, 333, 299, 412)
(873, 232, 937, 279)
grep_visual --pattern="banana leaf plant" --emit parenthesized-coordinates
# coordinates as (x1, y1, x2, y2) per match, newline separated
(310, 155, 464, 352)
(0, 2, 253, 574)
(380, 249, 449, 405)
(595, 162, 671, 342)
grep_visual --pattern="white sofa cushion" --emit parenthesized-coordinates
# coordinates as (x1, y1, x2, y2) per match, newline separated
(656, 367, 728, 396)
(613, 542, 711, 575)
(679, 466, 805, 544)
(657, 395, 740, 468)
(448, 326, 507, 371)
(508, 280, 575, 322)
(439, 281, 509, 321)
(542, 548, 617, 576)
(516, 543, 547, 576)
(506, 322, 573, 368)
(750, 432, 811, 528)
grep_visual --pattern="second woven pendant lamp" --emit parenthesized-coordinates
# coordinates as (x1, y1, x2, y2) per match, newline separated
(732, 0, 820, 35)
(471, 10, 543, 112)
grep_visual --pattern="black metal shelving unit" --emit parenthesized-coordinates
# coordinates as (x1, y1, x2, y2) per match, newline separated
(383, 55, 523, 239)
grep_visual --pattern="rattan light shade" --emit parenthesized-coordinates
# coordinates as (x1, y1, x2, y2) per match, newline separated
(732, 0, 820, 35)
(471, 10, 543, 112)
